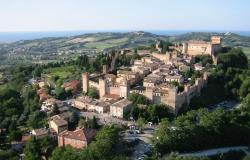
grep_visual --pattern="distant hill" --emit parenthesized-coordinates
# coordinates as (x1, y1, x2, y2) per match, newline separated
(0, 31, 167, 54)
(0, 31, 250, 65)
(168, 32, 250, 47)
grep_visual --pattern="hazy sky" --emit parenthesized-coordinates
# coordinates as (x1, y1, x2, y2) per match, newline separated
(0, 0, 249, 32)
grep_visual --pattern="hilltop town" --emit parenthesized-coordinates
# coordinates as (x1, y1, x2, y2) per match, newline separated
(1, 33, 250, 160)
(24, 36, 222, 152)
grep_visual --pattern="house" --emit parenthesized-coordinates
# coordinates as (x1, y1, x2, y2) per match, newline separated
(31, 128, 49, 139)
(62, 80, 81, 93)
(74, 96, 94, 110)
(164, 74, 184, 83)
(37, 88, 50, 102)
(110, 99, 132, 119)
(73, 96, 110, 114)
(58, 128, 96, 149)
(41, 98, 63, 112)
(49, 115, 68, 134)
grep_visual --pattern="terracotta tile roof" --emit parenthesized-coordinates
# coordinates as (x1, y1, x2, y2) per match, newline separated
(63, 80, 80, 91)
(59, 128, 96, 143)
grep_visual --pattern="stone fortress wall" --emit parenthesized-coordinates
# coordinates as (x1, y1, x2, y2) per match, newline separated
(81, 36, 220, 114)
(131, 72, 208, 114)
(82, 72, 129, 99)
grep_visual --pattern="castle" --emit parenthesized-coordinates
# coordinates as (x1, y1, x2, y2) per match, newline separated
(82, 65, 131, 100)
(81, 36, 221, 114)
(182, 36, 222, 56)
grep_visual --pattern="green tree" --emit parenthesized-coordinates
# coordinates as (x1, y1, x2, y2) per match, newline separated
(55, 86, 67, 100)
(136, 117, 146, 132)
(128, 93, 150, 105)
(68, 111, 79, 129)
(217, 48, 248, 69)
(90, 116, 98, 129)
(27, 111, 46, 129)
(239, 79, 250, 99)
(7, 130, 22, 142)
(24, 137, 41, 160)
(243, 156, 250, 160)
(147, 104, 170, 123)
(32, 66, 43, 78)
(87, 87, 99, 99)
(0, 150, 18, 160)
(52, 104, 60, 115)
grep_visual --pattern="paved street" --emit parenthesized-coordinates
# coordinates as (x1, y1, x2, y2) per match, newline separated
(179, 146, 250, 157)
(123, 126, 155, 160)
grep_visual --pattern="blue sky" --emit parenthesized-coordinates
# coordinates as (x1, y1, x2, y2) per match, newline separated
(0, 0, 249, 32)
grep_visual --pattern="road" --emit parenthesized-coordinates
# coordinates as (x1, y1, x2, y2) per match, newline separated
(208, 100, 240, 111)
(179, 146, 250, 157)
(123, 126, 155, 160)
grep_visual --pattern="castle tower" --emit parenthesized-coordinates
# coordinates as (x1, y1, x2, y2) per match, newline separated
(119, 79, 129, 98)
(103, 65, 109, 74)
(172, 51, 177, 59)
(167, 87, 178, 114)
(82, 73, 89, 94)
(182, 42, 188, 54)
(99, 78, 107, 98)
(211, 36, 221, 45)
(166, 52, 171, 62)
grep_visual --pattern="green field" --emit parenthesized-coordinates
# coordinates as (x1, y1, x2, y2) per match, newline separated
(43, 66, 77, 80)
(84, 37, 129, 50)
(242, 47, 250, 61)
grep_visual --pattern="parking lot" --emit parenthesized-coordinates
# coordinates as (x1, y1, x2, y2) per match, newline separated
(123, 126, 155, 160)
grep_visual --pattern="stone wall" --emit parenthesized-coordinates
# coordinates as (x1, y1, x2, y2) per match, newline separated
(130, 72, 208, 114)
(89, 81, 99, 89)
(107, 86, 120, 95)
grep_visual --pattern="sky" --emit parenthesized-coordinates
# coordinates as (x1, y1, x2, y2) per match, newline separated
(0, 0, 249, 32)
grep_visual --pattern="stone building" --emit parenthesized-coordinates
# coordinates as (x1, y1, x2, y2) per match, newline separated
(49, 115, 68, 134)
(131, 72, 208, 114)
(73, 96, 110, 113)
(58, 128, 96, 149)
(182, 36, 222, 56)
(82, 70, 130, 100)
(31, 128, 49, 139)
(110, 99, 132, 118)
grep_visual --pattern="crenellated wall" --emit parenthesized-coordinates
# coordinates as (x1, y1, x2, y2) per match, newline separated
(130, 72, 208, 114)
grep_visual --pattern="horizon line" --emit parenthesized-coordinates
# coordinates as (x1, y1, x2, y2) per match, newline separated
(0, 29, 250, 34)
